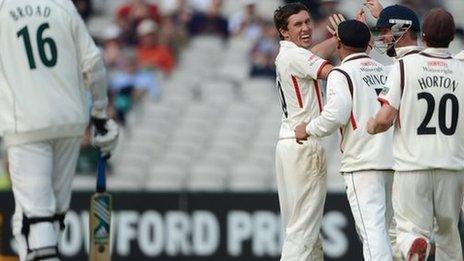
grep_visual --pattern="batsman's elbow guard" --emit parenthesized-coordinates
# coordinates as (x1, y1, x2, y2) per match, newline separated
(91, 118, 119, 158)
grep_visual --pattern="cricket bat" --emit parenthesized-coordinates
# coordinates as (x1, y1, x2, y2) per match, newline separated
(89, 152, 112, 261)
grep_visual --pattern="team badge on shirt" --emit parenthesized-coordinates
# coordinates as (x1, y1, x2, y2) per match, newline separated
(380, 86, 389, 95)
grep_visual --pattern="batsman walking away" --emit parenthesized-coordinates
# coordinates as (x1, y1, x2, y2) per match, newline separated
(0, 0, 118, 260)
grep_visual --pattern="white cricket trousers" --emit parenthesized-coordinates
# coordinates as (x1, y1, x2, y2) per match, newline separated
(393, 170, 463, 261)
(275, 137, 327, 261)
(343, 171, 395, 261)
(8, 137, 82, 260)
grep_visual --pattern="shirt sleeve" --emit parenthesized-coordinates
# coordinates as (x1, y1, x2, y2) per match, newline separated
(378, 61, 402, 110)
(68, 1, 109, 112)
(290, 49, 328, 80)
(306, 71, 352, 137)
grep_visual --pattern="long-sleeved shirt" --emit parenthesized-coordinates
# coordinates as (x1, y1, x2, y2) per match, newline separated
(0, 0, 108, 146)
(307, 53, 394, 172)
(275, 40, 328, 139)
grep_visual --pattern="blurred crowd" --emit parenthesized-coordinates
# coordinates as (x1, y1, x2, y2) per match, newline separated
(76, 0, 275, 127)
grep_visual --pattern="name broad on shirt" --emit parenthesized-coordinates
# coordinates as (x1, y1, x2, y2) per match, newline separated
(9, 4, 51, 22)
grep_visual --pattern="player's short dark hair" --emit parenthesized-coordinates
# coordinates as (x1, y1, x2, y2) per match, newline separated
(338, 20, 370, 51)
(422, 8, 455, 48)
(273, 3, 310, 40)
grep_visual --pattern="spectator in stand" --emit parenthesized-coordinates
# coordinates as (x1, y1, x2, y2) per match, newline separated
(229, 0, 264, 41)
(160, 0, 193, 58)
(189, 0, 212, 12)
(100, 24, 127, 74)
(110, 51, 160, 125)
(187, 0, 229, 40)
(170, 0, 193, 27)
(249, 21, 279, 78)
(136, 19, 176, 76)
(116, 0, 162, 45)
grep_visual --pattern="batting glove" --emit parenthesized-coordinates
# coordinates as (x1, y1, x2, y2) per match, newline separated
(90, 109, 119, 159)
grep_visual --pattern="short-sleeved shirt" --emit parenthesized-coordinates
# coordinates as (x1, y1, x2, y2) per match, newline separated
(379, 47, 464, 171)
(275, 40, 328, 139)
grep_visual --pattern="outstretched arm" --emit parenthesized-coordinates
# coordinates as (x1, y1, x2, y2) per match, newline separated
(311, 36, 337, 61)
(295, 71, 352, 143)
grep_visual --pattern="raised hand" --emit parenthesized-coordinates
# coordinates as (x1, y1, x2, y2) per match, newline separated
(326, 13, 346, 36)
(356, 8, 367, 24)
(364, 0, 383, 19)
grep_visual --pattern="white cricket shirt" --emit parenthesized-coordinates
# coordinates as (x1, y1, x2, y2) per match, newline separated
(395, 46, 423, 59)
(0, 0, 107, 145)
(307, 53, 393, 172)
(379, 48, 464, 171)
(383, 45, 424, 73)
(275, 40, 328, 139)
(454, 50, 464, 60)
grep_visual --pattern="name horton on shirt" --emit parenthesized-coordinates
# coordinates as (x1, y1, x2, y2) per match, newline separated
(1, 192, 362, 260)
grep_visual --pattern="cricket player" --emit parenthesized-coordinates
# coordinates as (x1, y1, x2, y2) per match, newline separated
(363, 3, 423, 259)
(273, 3, 334, 260)
(367, 9, 464, 261)
(295, 20, 394, 261)
(365, 1, 423, 61)
(0, 0, 118, 260)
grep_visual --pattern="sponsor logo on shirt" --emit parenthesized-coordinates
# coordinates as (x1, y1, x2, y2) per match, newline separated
(427, 61, 448, 67)
(380, 86, 390, 95)
(422, 66, 453, 75)
(361, 61, 376, 67)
